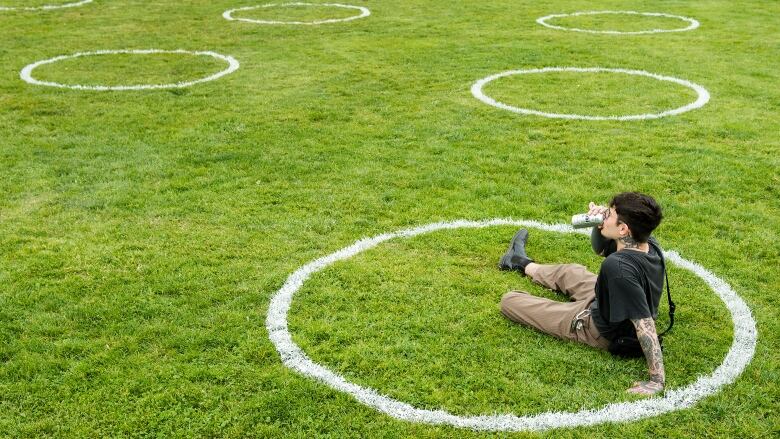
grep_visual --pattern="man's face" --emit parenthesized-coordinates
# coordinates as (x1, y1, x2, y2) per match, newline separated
(599, 206, 628, 240)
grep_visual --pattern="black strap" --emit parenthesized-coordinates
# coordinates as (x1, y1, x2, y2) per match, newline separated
(650, 241, 675, 337)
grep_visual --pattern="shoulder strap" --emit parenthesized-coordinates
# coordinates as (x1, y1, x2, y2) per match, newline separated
(649, 240, 675, 336)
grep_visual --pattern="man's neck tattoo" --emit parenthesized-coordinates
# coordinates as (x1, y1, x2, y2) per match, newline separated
(620, 235, 640, 249)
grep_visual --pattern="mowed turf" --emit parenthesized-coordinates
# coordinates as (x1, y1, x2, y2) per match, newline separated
(0, 0, 778, 437)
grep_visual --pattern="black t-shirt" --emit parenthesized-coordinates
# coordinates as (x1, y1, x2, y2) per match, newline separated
(590, 238, 664, 341)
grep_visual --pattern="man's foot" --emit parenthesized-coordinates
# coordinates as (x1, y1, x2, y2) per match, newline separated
(498, 229, 534, 274)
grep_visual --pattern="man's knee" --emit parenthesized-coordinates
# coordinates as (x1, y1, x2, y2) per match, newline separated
(563, 263, 588, 272)
(500, 291, 524, 315)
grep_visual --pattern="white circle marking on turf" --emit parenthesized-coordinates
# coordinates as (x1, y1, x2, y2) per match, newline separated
(267, 219, 757, 432)
(19, 49, 240, 91)
(537, 11, 699, 35)
(223, 2, 370, 25)
(0, 0, 92, 11)
(471, 67, 710, 121)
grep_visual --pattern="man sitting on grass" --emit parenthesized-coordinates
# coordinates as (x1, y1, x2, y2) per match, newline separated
(499, 192, 666, 396)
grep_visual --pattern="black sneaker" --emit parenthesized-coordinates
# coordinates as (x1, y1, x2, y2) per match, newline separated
(498, 228, 533, 273)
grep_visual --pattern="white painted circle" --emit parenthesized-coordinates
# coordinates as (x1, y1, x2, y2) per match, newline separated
(0, 0, 92, 11)
(471, 67, 710, 121)
(537, 11, 699, 35)
(267, 219, 757, 432)
(19, 49, 240, 91)
(223, 2, 370, 25)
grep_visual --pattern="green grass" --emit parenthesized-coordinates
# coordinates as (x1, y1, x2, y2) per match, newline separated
(0, 0, 778, 437)
(228, 4, 362, 23)
(546, 13, 697, 33)
(1, 0, 74, 7)
(29, 52, 228, 87)
(482, 70, 699, 116)
(291, 227, 732, 415)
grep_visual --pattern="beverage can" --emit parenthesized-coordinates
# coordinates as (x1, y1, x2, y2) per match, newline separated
(571, 213, 604, 228)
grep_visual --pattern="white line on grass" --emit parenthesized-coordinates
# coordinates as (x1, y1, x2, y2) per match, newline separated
(0, 0, 92, 11)
(19, 49, 240, 91)
(223, 2, 370, 25)
(470, 67, 710, 121)
(537, 11, 699, 35)
(267, 219, 757, 431)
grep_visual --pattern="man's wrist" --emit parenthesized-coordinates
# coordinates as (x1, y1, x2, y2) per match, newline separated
(627, 380, 664, 395)
(648, 379, 664, 388)
(649, 374, 665, 386)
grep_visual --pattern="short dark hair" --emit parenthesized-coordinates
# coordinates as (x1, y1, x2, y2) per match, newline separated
(609, 192, 663, 243)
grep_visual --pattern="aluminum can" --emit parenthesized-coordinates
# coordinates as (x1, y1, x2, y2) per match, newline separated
(571, 213, 604, 229)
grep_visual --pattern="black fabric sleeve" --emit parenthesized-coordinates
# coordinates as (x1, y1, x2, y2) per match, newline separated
(591, 228, 615, 256)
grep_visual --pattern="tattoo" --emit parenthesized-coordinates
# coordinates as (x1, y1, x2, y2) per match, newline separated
(632, 318, 665, 386)
(620, 235, 640, 249)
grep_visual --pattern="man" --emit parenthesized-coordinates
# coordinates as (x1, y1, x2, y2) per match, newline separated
(499, 192, 665, 396)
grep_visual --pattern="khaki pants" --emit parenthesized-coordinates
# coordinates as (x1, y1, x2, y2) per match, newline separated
(500, 264, 609, 350)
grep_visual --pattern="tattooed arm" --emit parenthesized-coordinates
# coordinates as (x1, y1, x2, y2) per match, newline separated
(628, 317, 665, 395)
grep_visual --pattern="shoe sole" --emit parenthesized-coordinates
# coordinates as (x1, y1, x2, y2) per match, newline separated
(498, 229, 528, 270)
(508, 229, 529, 253)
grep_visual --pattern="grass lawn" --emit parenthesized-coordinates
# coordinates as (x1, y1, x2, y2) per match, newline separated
(0, 0, 778, 437)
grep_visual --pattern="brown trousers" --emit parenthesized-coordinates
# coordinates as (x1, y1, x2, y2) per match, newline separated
(500, 264, 609, 350)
